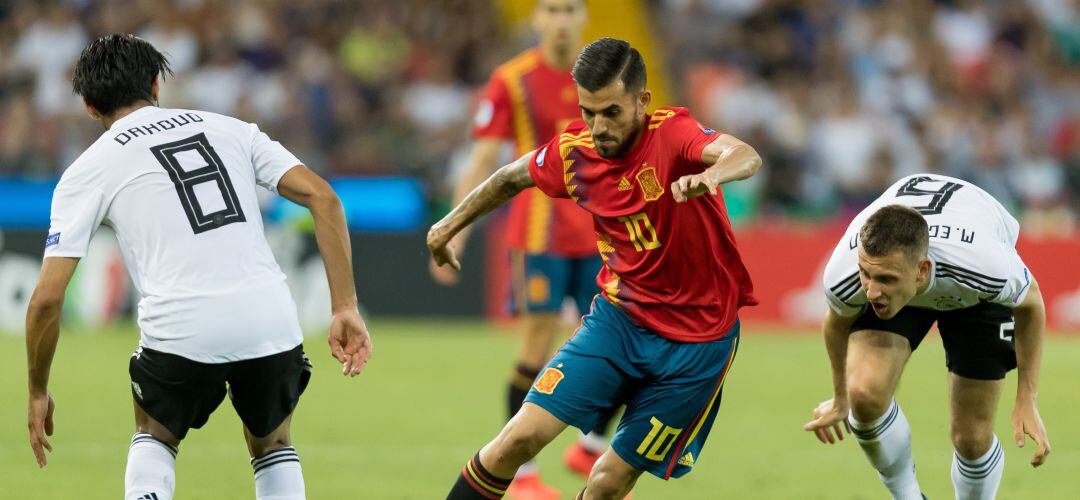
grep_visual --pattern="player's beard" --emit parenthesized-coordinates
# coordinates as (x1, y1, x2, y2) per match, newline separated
(595, 111, 644, 159)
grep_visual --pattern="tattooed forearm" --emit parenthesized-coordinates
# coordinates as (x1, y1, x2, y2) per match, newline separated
(429, 153, 535, 246)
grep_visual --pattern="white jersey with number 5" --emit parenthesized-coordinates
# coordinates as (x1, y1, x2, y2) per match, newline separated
(45, 106, 304, 362)
(822, 174, 1033, 318)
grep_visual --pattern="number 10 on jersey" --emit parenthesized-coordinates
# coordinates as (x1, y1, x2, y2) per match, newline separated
(619, 213, 661, 251)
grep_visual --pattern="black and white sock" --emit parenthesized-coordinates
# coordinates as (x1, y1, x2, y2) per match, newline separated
(849, 400, 923, 500)
(252, 446, 305, 500)
(951, 435, 1004, 500)
(125, 433, 177, 500)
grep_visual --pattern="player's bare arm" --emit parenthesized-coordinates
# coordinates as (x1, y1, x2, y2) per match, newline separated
(428, 151, 536, 271)
(671, 133, 762, 203)
(278, 166, 372, 377)
(1010, 278, 1050, 467)
(25, 256, 79, 467)
(429, 137, 505, 285)
(804, 308, 857, 444)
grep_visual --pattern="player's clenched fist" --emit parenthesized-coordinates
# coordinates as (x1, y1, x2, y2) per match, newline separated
(804, 397, 851, 445)
(671, 172, 720, 203)
(427, 225, 462, 271)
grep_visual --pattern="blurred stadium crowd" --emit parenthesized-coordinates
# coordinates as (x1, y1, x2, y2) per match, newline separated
(0, 0, 1077, 227)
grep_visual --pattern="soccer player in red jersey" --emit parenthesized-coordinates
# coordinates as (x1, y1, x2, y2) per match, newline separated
(431, 38, 761, 499)
(431, 1, 614, 496)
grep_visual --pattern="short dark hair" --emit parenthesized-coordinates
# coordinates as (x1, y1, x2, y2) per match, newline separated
(572, 37, 646, 93)
(72, 34, 172, 116)
(859, 205, 929, 262)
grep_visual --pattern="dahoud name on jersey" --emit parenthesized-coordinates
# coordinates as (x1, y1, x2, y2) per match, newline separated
(113, 112, 204, 146)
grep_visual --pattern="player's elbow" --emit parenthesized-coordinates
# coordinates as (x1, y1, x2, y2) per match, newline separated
(306, 182, 343, 213)
(1014, 279, 1045, 320)
(738, 145, 762, 180)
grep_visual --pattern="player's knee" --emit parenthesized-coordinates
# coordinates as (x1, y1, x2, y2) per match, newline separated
(490, 427, 547, 466)
(249, 433, 292, 459)
(951, 427, 994, 460)
(584, 468, 633, 499)
(846, 378, 891, 421)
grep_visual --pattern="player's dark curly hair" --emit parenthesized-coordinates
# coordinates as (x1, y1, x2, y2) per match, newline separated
(572, 37, 646, 93)
(72, 34, 172, 116)
(859, 205, 930, 263)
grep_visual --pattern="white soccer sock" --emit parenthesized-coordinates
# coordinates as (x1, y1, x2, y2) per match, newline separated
(252, 447, 306, 500)
(578, 431, 607, 454)
(951, 435, 1004, 500)
(849, 400, 923, 500)
(124, 433, 177, 500)
(515, 459, 539, 478)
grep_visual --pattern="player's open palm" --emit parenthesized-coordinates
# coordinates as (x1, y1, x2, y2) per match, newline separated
(1012, 399, 1050, 467)
(27, 392, 55, 468)
(804, 397, 851, 445)
(328, 309, 373, 377)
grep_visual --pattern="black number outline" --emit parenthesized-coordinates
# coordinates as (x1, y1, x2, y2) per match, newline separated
(895, 176, 963, 215)
(150, 133, 246, 234)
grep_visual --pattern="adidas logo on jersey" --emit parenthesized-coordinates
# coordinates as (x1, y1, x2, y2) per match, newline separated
(678, 452, 695, 467)
(137, 493, 160, 500)
(618, 176, 633, 191)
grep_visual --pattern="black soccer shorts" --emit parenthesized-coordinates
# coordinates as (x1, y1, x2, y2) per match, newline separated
(850, 301, 1017, 380)
(129, 344, 311, 440)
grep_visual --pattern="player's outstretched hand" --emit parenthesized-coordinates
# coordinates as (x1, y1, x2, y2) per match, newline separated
(27, 392, 55, 468)
(1012, 398, 1050, 467)
(804, 397, 851, 445)
(328, 308, 373, 378)
(671, 172, 719, 203)
(427, 225, 461, 271)
(429, 257, 460, 286)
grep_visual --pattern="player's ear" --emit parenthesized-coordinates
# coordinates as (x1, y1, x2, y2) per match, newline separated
(83, 98, 101, 120)
(150, 76, 160, 104)
(638, 90, 652, 113)
(917, 257, 932, 284)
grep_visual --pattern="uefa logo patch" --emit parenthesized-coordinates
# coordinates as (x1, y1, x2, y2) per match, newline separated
(535, 147, 547, 167)
(474, 100, 494, 128)
(45, 232, 60, 248)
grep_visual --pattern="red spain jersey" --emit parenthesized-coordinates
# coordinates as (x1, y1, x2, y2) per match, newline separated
(528, 107, 758, 342)
(473, 48, 597, 257)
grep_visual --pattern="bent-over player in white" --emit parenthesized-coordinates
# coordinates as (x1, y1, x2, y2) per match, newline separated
(25, 35, 373, 500)
(803, 174, 1050, 500)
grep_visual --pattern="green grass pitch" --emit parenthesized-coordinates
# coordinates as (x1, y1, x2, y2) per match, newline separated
(2, 320, 1077, 499)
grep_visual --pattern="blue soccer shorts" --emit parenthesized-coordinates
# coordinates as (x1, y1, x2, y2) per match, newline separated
(510, 251, 603, 315)
(523, 296, 740, 479)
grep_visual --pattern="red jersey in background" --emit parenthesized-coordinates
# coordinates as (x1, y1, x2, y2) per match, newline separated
(474, 48, 597, 257)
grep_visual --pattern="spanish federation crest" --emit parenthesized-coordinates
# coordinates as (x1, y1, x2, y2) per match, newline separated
(533, 367, 565, 395)
(636, 164, 664, 201)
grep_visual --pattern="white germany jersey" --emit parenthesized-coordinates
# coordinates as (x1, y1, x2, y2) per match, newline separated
(823, 174, 1033, 318)
(45, 106, 304, 362)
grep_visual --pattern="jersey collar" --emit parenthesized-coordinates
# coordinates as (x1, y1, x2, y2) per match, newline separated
(108, 105, 160, 131)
